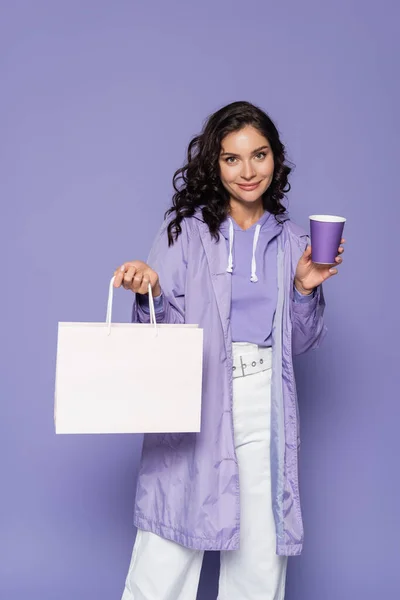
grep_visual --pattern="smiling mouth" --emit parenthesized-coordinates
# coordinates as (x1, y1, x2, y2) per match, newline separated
(237, 182, 261, 190)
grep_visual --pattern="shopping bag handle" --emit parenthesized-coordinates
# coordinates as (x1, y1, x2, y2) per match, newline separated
(106, 277, 158, 336)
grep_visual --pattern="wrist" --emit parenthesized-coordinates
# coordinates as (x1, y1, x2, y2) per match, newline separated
(294, 279, 314, 296)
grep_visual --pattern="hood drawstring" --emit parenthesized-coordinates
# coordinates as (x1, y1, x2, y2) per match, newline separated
(250, 224, 261, 282)
(226, 219, 261, 283)
(226, 218, 234, 273)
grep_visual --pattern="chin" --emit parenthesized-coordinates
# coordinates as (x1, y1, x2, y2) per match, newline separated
(235, 190, 266, 204)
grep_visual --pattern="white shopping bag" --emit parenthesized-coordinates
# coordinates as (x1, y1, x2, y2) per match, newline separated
(54, 278, 203, 434)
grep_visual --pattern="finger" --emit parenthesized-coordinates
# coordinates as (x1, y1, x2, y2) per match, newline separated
(304, 245, 312, 257)
(113, 265, 126, 288)
(123, 266, 137, 290)
(329, 267, 338, 275)
(114, 262, 139, 287)
(139, 274, 150, 295)
(334, 255, 343, 263)
(132, 272, 144, 293)
(149, 271, 159, 292)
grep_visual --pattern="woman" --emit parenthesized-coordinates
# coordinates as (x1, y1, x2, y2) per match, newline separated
(115, 101, 344, 600)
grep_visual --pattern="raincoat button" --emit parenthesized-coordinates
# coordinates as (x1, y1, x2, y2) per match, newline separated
(252, 361, 256, 367)
(260, 359, 264, 364)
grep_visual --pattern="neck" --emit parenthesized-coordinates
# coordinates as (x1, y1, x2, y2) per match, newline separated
(228, 198, 264, 230)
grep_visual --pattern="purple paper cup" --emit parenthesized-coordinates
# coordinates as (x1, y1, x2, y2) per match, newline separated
(309, 215, 346, 264)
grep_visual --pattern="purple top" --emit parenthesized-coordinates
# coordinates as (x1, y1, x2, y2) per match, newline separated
(220, 211, 313, 346)
(140, 211, 314, 346)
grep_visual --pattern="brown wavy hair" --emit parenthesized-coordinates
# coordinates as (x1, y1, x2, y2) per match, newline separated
(166, 101, 292, 245)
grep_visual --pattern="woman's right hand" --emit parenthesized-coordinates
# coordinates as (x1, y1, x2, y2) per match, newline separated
(113, 261, 161, 297)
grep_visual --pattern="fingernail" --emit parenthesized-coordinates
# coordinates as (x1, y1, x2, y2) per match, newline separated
(120, 265, 125, 272)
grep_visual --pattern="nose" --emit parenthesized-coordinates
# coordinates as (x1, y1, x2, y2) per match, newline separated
(240, 160, 256, 181)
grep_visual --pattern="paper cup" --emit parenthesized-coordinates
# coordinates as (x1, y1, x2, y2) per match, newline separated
(309, 215, 346, 264)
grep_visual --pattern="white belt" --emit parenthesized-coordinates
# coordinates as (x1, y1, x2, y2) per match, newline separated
(232, 344, 272, 379)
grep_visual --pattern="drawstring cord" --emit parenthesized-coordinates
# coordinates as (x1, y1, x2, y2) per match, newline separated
(226, 219, 261, 282)
(250, 224, 261, 283)
(226, 218, 234, 274)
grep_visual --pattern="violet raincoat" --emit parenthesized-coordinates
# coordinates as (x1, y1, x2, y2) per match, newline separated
(131, 211, 327, 556)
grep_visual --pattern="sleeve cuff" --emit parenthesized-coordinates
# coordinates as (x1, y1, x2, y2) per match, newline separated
(293, 286, 316, 303)
(137, 291, 165, 314)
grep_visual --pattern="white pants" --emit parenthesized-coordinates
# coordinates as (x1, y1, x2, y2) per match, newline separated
(121, 343, 287, 600)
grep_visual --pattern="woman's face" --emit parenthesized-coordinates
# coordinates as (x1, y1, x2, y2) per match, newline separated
(218, 125, 275, 206)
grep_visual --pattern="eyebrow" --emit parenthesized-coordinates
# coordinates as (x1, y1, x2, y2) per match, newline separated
(220, 145, 270, 157)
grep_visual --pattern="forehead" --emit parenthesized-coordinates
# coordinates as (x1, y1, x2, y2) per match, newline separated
(221, 125, 269, 152)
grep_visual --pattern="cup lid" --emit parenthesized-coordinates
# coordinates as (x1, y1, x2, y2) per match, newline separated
(309, 214, 346, 223)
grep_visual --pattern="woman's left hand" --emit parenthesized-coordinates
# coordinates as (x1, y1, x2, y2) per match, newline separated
(294, 238, 345, 295)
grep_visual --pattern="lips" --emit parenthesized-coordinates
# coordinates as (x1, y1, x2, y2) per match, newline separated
(237, 182, 261, 191)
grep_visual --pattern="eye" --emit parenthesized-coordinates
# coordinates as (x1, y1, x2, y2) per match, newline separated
(255, 152, 267, 160)
(225, 156, 237, 164)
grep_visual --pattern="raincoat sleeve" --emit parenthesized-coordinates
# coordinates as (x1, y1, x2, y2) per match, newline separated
(291, 236, 328, 355)
(131, 217, 188, 325)
(293, 286, 316, 303)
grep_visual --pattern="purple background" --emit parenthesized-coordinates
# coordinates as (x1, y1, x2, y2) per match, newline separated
(1, 1, 398, 598)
